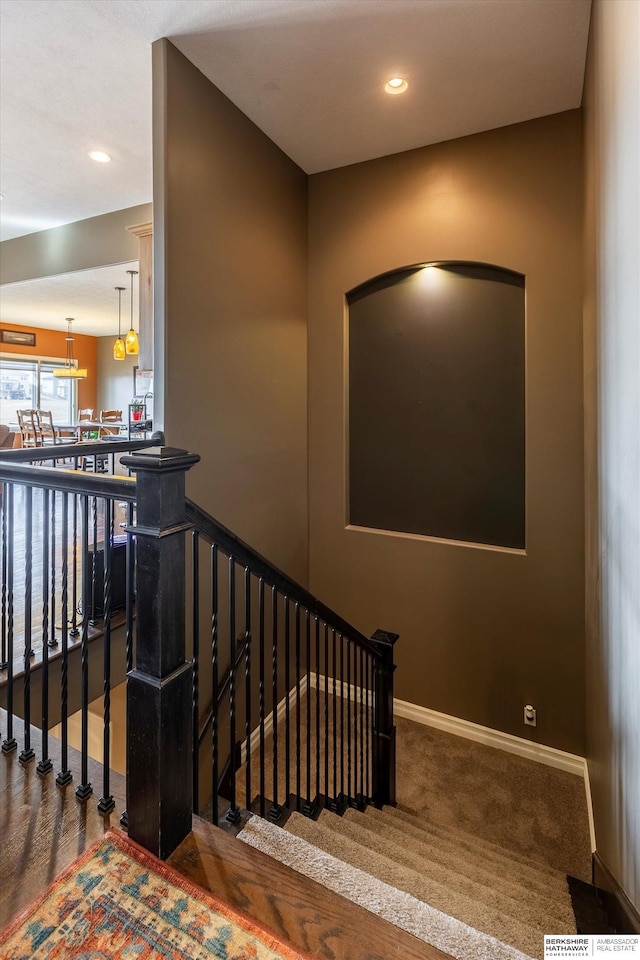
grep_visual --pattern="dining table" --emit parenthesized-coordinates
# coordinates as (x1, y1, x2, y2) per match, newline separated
(56, 421, 127, 442)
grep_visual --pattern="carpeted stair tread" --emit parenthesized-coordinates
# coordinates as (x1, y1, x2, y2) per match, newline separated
(340, 807, 573, 924)
(239, 815, 537, 960)
(390, 799, 586, 881)
(350, 804, 571, 892)
(284, 812, 567, 958)
(374, 802, 572, 881)
(303, 809, 573, 933)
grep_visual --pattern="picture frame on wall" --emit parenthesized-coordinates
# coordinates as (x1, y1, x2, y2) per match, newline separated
(133, 366, 153, 397)
(1, 329, 36, 347)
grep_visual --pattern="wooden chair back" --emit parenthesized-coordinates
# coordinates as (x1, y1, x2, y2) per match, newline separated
(36, 410, 61, 445)
(78, 409, 94, 421)
(99, 409, 122, 422)
(17, 409, 41, 447)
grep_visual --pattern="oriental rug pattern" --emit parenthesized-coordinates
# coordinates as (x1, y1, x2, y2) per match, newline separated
(0, 829, 310, 960)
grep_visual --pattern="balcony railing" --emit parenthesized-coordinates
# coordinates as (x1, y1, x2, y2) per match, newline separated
(0, 438, 397, 860)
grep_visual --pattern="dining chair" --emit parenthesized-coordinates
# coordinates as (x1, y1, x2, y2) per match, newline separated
(79, 426, 114, 473)
(16, 409, 41, 448)
(99, 409, 122, 422)
(0, 425, 17, 449)
(37, 410, 62, 446)
(78, 408, 94, 421)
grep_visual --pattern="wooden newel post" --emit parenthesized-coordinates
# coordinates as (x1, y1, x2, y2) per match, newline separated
(371, 629, 399, 809)
(120, 446, 200, 859)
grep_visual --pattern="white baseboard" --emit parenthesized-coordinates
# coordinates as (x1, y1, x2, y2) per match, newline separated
(393, 697, 584, 774)
(245, 676, 308, 757)
(394, 697, 596, 852)
(240, 676, 597, 853)
(583, 759, 597, 854)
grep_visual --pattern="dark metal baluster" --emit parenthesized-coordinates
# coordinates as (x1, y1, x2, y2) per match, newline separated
(56, 492, 72, 786)
(192, 531, 200, 815)
(226, 556, 239, 822)
(269, 586, 280, 819)
(359, 645, 364, 805)
(2, 485, 16, 754)
(20, 486, 35, 764)
(76, 494, 92, 800)
(347, 637, 352, 802)
(125, 502, 134, 673)
(49, 491, 57, 648)
(315, 616, 321, 808)
(70, 493, 79, 638)
(210, 544, 219, 822)
(244, 565, 251, 812)
(284, 597, 290, 807)
(98, 498, 114, 813)
(324, 623, 329, 804)
(340, 633, 345, 804)
(353, 642, 358, 803)
(90, 495, 98, 625)
(38, 489, 53, 775)
(258, 576, 265, 818)
(366, 653, 371, 800)
(0, 488, 7, 670)
(295, 602, 301, 811)
(304, 609, 311, 811)
(331, 628, 337, 804)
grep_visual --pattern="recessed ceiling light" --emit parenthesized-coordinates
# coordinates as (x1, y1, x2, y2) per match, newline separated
(89, 150, 111, 163)
(385, 77, 408, 95)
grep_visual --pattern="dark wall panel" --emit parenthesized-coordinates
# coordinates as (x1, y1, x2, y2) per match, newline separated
(349, 264, 525, 548)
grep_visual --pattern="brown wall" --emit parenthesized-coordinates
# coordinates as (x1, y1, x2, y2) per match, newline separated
(96, 336, 137, 419)
(0, 321, 97, 412)
(153, 39, 308, 584)
(308, 112, 585, 754)
(583, 0, 640, 912)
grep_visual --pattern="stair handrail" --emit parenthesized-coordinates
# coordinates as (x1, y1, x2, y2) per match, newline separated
(186, 498, 380, 659)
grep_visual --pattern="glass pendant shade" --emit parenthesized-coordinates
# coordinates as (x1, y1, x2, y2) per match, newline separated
(54, 318, 88, 379)
(125, 327, 139, 355)
(125, 269, 139, 355)
(113, 285, 126, 361)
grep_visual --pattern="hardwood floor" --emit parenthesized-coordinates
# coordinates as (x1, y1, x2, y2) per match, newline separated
(0, 708, 452, 960)
(169, 818, 450, 960)
(0, 710, 126, 929)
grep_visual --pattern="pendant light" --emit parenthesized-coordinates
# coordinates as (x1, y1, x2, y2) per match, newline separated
(53, 318, 88, 379)
(125, 269, 139, 355)
(113, 286, 126, 360)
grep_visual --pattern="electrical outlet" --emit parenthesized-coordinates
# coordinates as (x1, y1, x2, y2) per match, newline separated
(524, 704, 537, 727)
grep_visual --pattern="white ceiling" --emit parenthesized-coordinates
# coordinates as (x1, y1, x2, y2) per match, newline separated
(1, 0, 592, 243)
(0, 263, 138, 336)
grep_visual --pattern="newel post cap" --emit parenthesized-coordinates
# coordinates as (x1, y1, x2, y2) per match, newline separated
(120, 446, 200, 473)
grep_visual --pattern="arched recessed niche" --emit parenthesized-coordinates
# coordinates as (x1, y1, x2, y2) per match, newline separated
(347, 262, 525, 549)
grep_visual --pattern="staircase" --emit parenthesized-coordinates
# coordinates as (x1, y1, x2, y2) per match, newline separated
(234, 716, 593, 960)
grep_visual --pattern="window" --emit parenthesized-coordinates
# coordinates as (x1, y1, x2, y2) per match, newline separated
(0, 357, 76, 425)
(348, 262, 526, 549)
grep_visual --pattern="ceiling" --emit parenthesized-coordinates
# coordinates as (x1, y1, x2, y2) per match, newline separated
(0, 0, 592, 245)
(0, 263, 138, 337)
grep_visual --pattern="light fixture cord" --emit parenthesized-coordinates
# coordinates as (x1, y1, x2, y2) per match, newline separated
(118, 287, 122, 337)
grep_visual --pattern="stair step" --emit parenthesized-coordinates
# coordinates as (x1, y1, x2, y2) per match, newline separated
(284, 811, 570, 958)
(340, 807, 572, 925)
(352, 804, 570, 892)
(239, 815, 538, 960)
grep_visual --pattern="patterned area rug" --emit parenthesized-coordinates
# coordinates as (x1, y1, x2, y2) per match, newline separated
(0, 829, 311, 960)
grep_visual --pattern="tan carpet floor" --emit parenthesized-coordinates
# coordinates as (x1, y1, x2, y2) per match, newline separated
(233, 691, 592, 960)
